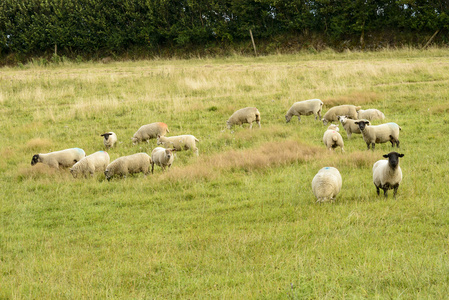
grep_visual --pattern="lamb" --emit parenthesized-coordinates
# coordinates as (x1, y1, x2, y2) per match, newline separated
(312, 167, 342, 203)
(285, 99, 323, 123)
(157, 135, 199, 156)
(31, 148, 86, 169)
(104, 153, 152, 181)
(226, 107, 261, 129)
(322, 105, 361, 125)
(101, 132, 117, 149)
(354, 120, 401, 150)
(131, 122, 170, 144)
(373, 152, 404, 198)
(337, 115, 370, 139)
(70, 151, 110, 178)
(151, 147, 175, 173)
(323, 124, 345, 152)
(357, 109, 385, 121)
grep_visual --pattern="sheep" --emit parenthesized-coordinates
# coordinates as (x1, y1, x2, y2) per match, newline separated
(322, 105, 361, 125)
(226, 107, 261, 129)
(157, 135, 199, 156)
(323, 124, 345, 152)
(131, 122, 170, 144)
(31, 148, 86, 169)
(337, 115, 370, 139)
(100, 132, 117, 149)
(285, 99, 323, 123)
(104, 153, 152, 181)
(354, 120, 401, 150)
(357, 109, 385, 121)
(373, 152, 404, 198)
(70, 151, 110, 178)
(151, 147, 175, 173)
(312, 167, 342, 203)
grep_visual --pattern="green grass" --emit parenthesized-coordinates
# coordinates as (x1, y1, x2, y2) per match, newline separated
(1, 47, 449, 298)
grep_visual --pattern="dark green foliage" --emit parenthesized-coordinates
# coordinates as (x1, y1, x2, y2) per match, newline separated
(0, 0, 448, 61)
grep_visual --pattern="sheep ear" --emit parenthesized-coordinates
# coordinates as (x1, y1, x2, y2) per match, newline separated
(399, 153, 404, 157)
(383, 154, 389, 158)
(354, 121, 359, 124)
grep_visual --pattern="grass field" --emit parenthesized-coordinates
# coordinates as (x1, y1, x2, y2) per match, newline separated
(1, 47, 449, 298)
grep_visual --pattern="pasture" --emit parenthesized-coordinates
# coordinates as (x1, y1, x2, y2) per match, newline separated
(1, 48, 449, 298)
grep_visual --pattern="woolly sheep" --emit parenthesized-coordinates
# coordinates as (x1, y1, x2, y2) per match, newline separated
(226, 107, 261, 129)
(104, 153, 152, 181)
(285, 99, 323, 123)
(337, 115, 370, 139)
(157, 135, 199, 156)
(132, 122, 170, 144)
(354, 120, 401, 150)
(323, 124, 345, 152)
(373, 152, 404, 198)
(70, 151, 110, 178)
(31, 148, 86, 169)
(322, 105, 361, 125)
(151, 147, 175, 173)
(357, 109, 385, 121)
(101, 132, 117, 149)
(312, 167, 342, 203)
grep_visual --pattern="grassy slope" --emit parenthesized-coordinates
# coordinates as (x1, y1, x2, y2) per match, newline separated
(1, 48, 449, 298)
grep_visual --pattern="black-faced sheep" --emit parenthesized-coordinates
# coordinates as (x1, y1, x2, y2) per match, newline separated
(373, 152, 404, 198)
(101, 132, 117, 149)
(31, 148, 86, 169)
(354, 120, 401, 150)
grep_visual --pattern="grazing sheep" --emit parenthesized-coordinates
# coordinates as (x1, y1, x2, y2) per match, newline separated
(70, 151, 110, 178)
(132, 122, 170, 144)
(226, 107, 261, 129)
(157, 135, 199, 156)
(285, 99, 323, 123)
(373, 152, 404, 198)
(354, 120, 401, 150)
(322, 105, 361, 125)
(31, 148, 86, 169)
(357, 109, 385, 121)
(337, 115, 370, 139)
(312, 167, 342, 203)
(104, 153, 152, 181)
(151, 147, 175, 173)
(323, 124, 345, 152)
(101, 132, 117, 149)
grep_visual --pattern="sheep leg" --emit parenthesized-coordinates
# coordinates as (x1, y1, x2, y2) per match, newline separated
(366, 142, 371, 150)
(151, 162, 154, 174)
(396, 140, 400, 148)
(298, 115, 301, 122)
(383, 188, 388, 198)
(371, 143, 375, 151)
(249, 123, 253, 129)
(393, 185, 399, 198)
(257, 121, 261, 128)
(376, 185, 380, 196)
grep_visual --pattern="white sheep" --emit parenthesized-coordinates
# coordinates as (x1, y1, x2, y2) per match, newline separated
(285, 99, 323, 123)
(323, 124, 345, 152)
(104, 153, 152, 180)
(31, 148, 86, 169)
(357, 109, 385, 121)
(312, 167, 342, 203)
(132, 122, 170, 144)
(337, 115, 370, 139)
(322, 105, 361, 125)
(70, 151, 110, 178)
(151, 147, 175, 173)
(354, 120, 401, 150)
(100, 132, 117, 149)
(226, 107, 261, 129)
(373, 152, 404, 198)
(157, 135, 199, 156)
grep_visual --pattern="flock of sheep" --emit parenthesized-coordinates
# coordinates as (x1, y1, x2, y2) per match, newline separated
(30, 99, 404, 202)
